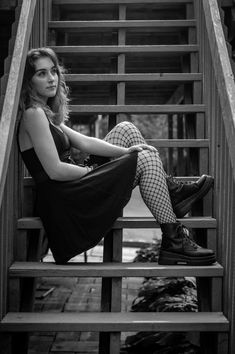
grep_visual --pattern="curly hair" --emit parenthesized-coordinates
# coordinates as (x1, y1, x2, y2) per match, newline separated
(20, 47, 70, 124)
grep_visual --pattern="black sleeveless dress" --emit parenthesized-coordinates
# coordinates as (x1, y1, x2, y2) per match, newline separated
(18, 121, 137, 264)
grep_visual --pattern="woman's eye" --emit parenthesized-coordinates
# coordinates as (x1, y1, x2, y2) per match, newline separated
(38, 71, 46, 77)
(51, 68, 58, 75)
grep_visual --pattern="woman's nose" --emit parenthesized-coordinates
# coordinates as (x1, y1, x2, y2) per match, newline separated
(48, 72, 54, 81)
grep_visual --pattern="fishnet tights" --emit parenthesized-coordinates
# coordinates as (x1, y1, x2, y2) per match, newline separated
(104, 121, 176, 224)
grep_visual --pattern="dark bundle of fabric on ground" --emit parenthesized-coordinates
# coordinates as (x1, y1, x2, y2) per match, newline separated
(121, 332, 201, 354)
(121, 241, 201, 354)
(131, 276, 197, 313)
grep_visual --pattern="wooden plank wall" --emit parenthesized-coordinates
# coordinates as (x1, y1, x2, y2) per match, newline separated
(0, 139, 21, 354)
(197, 0, 235, 352)
(29, 0, 51, 49)
(0, 0, 37, 320)
(0, 0, 48, 352)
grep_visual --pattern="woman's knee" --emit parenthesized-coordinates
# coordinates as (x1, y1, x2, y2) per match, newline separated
(115, 121, 137, 133)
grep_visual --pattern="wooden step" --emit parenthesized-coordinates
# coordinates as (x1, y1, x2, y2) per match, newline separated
(48, 19, 196, 29)
(69, 104, 205, 114)
(52, 45, 199, 54)
(64, 73, 202, 83)
(53, 0, 193, 4)
(9, 261, 223, 278)
(0, 312, 229, 332)
(221, 0, 233, 6)
(17, 216, 217, 230)
(147, 139, 209, 148)
(23, 176, 205, 187)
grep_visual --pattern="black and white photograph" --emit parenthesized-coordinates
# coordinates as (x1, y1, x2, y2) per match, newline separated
(0, 0, 234, 353)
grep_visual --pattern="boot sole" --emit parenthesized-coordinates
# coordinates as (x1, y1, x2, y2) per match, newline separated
(173, 176, 214, 218)
(158, 250, 216, 266)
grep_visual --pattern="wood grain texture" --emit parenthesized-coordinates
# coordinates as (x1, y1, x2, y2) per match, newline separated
(203, 0, 235, 178)
(0, 312, 229, 332)
(64, 73, 202, 82)
(48, 20, 196, 28)
(0, 0, 36, 206)
(17, 216, 217, 230)
(9, 261, 223, 278)
(54, 0, 193, 4)
(69, 104, 205, 113)
(52, 44, 199, 54)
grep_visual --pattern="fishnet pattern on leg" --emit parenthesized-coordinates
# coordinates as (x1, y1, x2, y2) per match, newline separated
(134, 150, 176, 224)
(104, 121, 167, 176)
(104, 121, 146, 147)
(104, 122, 175, 223)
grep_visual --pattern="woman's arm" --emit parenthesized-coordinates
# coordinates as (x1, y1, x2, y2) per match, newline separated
(60, 123, 156, 157)
(23, 107, 91, 181)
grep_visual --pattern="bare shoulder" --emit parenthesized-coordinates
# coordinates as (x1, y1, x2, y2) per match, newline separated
(23, 106, 49, 131)
(23, 106, 46, 120)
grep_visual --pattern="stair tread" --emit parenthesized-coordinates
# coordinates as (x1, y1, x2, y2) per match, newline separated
(69, 104, 205, 113)
(53, 0, 193, 4)
(9, 261, 223, 278)
(147, 139, 209, 148)
(52, 44, 199, 54)
(23, 176, 205, 186)
(17, 216, 217, 229)
(64, 73, 202, 82)
(48, 20, 196, 28)
(0, 312, 229, 332)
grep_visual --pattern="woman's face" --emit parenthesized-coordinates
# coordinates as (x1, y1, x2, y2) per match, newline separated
(31, 56, 59, 103)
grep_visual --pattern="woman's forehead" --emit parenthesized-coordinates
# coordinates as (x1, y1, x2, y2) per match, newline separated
(34, 57, 55, 71)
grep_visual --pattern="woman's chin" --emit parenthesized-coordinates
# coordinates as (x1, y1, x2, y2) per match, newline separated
(46, 91, 57, 98)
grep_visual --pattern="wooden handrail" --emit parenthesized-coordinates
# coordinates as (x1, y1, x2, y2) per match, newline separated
(0, 0, 37, 208)
(202, 0, 235, 180)
(198, 1, 235, 350)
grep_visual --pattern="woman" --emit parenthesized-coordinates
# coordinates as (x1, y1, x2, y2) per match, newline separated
(18, 47, 215, 265)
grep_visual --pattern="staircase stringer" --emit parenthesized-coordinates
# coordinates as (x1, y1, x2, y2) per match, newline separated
(0, 0, 54, 352)
(197, 0, 235, 352)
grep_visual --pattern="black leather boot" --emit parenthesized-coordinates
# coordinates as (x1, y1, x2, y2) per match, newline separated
(158, 222, 216, 265)
(166, 175, 214, 218)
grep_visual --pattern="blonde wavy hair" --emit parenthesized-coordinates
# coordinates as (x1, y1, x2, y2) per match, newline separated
(20, 47, 70, 124)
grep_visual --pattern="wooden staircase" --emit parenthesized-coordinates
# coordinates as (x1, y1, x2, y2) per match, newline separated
(0, 0, 232, 353)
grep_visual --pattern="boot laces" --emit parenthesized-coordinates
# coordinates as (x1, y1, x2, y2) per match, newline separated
(167, 175, 182, 185)
(177, 224, 198, 249)
(168, 175, 192, 186)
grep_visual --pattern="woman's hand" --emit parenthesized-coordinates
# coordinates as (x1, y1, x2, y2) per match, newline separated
(127, 144, 157, 154)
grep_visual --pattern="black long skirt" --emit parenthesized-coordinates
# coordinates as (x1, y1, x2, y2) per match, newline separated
(36, 152, 138, 264)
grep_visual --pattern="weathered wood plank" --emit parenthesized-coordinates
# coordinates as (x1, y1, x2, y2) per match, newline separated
(52, 44, 199, 54)
(17, 216, 217, 230)
(64, 73, 202, 82)
(53, 0, 193, 4)
(9, 261, 223, 278)
(48, 20, 197, 29)
(220, 0, 233, 6)
(69, 104, 205, 113)
(0, 312, 229, 332)
(203, 0, 235, 179)
(0, 0, 17, 10)
(23, 176, 203, 187)
(114, 216, 217, 228)
(146, 139, 209, 147)
(0, 0, 37, 206)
